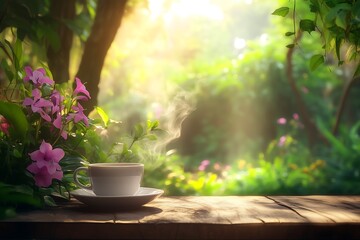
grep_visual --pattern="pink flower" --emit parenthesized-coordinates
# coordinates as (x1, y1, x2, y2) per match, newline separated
(24, 66, 54, 87)
(67, 103, 89, 126)
(27, 165, 63, 187)
(73, 77, 91, 100)
(198, 159, 210, 171)
(53, 114, 67, 140)
(277, 117, 287, 125)
(50, 90, 64, 114)
(0, 116, 10, 136)
(27, 140, 64, 187)
(293, 113, 299, 120)
(302, 87, 309, 94)
(23, 89, 53, 122)
(29, 140, 64, 174)
(278, 136, 286, 147)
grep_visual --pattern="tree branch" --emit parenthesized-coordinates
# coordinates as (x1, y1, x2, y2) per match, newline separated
(333, 75, 360, 135)
(286, 31, 326, 145)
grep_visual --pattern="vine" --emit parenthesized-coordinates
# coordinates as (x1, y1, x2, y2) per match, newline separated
(273, 0, 360, 136)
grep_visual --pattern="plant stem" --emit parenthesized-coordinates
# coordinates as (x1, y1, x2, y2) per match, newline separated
(286, 30, 327, 145)
(35, 118, 42, 142)
(293, 0, 296, 42)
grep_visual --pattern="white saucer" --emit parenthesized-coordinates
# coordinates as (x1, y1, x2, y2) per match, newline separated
(71, 187, 164, 210)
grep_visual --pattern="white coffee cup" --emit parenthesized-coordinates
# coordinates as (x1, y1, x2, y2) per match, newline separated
(73, 163, 144, 196)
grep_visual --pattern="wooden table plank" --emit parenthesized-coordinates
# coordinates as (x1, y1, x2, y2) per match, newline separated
(140, 196, 308, 224)
(267, 195, 360, 223)
(1, 196, 360, 240)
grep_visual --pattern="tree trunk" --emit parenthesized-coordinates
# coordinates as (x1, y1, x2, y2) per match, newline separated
(76, 0, 128, 114)
(47, 0, 76, 83)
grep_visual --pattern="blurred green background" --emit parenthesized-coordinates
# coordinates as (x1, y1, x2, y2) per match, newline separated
(1, 0, 360, 196)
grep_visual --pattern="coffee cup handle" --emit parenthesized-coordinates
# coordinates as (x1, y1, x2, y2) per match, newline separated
(73, 167, 92, 190)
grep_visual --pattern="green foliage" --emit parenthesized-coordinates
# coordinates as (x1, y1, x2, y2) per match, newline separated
(275, 0, 360, 73)
(272, 7, 290, 17)
(116, 120, 161, 162)
(0, 39, 96, 216)
(299, 19, 316, 34)
(95, 106, 109, 127)
(0, 183, 42, 219)
(309, 54, 324, 71)
(1, 0, 360, 216)
(0, 101, 28, 141)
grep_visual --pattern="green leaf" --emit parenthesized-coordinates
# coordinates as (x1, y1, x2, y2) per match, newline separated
(316, 118, 350, 157)
(12, 149, 22, 158)
(14, 38, 23, 67)
(0, 101, 28, 140)
(309, 54, 324, 71)
(95, 106, 109, 127)
(328, 25, 345, 37)
(146, 134, 157, 140)
(286, 44, 295, 48)
(0, 59, 14, 82)
(353, 1, 360, 18)
(285, 32, 295, 36)
(147, 120, 159, 131)
(134, 124, 144, 139)
(299, 19, 316, 34)
(39, 63, 53, 80)
(272, 7, 290, 17)
(44, 196, 57, 207)
(310, 0, 320, 12)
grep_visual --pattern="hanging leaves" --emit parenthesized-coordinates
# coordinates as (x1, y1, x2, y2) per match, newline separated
(309, 54, 324, 71)
(272, 7, 290, 17)
(299, 19, 316, 34)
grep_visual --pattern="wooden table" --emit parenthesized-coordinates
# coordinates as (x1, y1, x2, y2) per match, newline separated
(1, 196, 360, 239)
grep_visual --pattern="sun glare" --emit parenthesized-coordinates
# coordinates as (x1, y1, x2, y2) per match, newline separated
(149, 0, 224, 21)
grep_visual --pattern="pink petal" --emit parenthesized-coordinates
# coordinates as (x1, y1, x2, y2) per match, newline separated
(23, 98, 33, 106)
(40, 76, 54, 86)
(53, 115, 62, 129)
(198, 165, 206, 171)
(83, 116, 89, 126)
(75, 96, 89, 101)
(277, 118, 287, 125)
(27, 163, 40, 174)
(74, 113, 82, 123)
(40, 140, 52, 154)
(29, 150, 43, 162)
(31, 105, 40, 113)
(66, 114, 74, 122)
(37, 68, 46, 75)
(36, 99, 53, 108)
(45, 163, 58, 175)
(24, 66, 33, 82)
(61, 130, 68, 140)
(51, 148, 65, 163)
(74, 78, 91, 99)
(34, 168, 53, 187)
(72, 103, 84, 112)
(32, 89, 41, 99)
(36, 159, 47, 169)
(52, 170, 63, 181)
(31, 71, 43, 84)
(39, 110, 52, 122)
